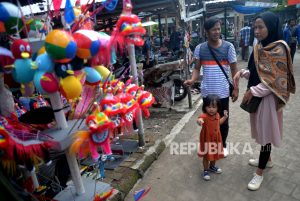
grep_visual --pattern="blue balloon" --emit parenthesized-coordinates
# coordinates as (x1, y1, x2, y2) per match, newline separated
(84, 67, 102, 85)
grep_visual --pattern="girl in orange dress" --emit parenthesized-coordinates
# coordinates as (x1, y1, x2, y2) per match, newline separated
(197, 94, 228, 181)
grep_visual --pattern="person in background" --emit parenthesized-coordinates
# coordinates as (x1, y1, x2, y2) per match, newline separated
(283, 18, 298, 62)
(184, 17, 239, 157)
(240, 22, 251, 61)
(169, 27, 181, 52)
(142, 34, 155, 69)
(234, 11, 295, 191)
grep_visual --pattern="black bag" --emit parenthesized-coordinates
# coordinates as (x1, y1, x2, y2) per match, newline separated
(208, 45, 234, 97)
(240, 96, 262, 113)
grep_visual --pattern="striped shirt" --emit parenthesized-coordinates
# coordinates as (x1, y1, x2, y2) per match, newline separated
(193, 40, 237, 98)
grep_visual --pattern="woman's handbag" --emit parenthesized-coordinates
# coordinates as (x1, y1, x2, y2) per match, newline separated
(240, 96, 262, 113)
(208, 45, 234, 97)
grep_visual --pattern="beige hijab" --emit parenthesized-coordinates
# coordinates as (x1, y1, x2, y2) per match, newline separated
(254, 40, 296, 109)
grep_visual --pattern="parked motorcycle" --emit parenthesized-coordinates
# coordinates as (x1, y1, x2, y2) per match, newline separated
(144, 68, 188, 102)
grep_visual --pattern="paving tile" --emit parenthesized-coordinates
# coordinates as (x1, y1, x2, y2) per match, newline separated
(292, 186, 300, 200)
(268, 177, 297, 195)
(270, 192, 300, 201)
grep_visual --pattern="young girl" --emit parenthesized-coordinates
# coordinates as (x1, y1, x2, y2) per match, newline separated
(197, 94, 228, 181)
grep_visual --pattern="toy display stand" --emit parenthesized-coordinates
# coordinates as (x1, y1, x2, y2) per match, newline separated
(41, 92, 112, 199)
(54, 177, 112, 201)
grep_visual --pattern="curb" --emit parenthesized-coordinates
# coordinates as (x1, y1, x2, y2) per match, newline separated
(108, 98, 203, 200)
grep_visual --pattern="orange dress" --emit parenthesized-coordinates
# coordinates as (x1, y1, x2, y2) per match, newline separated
(198, 113, 224, 161)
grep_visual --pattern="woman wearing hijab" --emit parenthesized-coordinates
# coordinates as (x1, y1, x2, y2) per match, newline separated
(234, 12, 296, 191)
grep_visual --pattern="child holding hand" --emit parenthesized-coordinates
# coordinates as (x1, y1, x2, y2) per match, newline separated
(197, 94, 228, 181)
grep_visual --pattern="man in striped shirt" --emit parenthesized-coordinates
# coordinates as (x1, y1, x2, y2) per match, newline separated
(184, 17, 239, 157)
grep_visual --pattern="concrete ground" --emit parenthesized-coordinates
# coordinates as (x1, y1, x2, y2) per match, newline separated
(124, 53, 300, 201)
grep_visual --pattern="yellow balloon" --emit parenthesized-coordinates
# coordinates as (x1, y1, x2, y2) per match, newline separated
(94, 65, 111, 81)
(60, 76, 82, 99)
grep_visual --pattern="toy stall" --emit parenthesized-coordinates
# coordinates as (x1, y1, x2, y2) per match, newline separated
(0, 0, 155, 200)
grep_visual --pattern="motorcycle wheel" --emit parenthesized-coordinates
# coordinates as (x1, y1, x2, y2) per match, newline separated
(174, 79, 188, 101)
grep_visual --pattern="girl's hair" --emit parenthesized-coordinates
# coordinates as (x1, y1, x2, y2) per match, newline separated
(202, 94, 221, 113)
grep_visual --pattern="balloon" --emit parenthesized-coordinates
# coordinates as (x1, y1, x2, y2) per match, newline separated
(0, 2, 23, 34)
(83, 67, 102, 85)
(73, 30, 100, 59)
(45, 30, 77, 63)
(94, 65, 111, 81)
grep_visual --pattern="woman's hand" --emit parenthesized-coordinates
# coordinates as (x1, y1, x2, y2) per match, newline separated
(242, 90, 253, 104)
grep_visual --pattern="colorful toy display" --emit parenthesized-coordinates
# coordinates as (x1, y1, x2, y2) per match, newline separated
(45, 30, 77, 63)
(70, 106, 114, 161)
(10, 39, 36, 84)
(73, 30, 101, 59)
(33, 53, 59, 94)
(0, 0, 156, 198)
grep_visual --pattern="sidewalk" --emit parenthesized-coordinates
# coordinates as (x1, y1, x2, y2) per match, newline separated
(123, 54, 300, 201)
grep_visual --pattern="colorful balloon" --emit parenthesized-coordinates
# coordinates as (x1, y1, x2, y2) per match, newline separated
(0, 2, 23, 34)
(34, 71, 59, 94)
(83, 67, 102, 85)
(45, 30, 77, 63)
(12, 59, 35, 83)
(60, 76, 82, 99)
(73, 30, 100, 59)
(94, 65, 111, 81)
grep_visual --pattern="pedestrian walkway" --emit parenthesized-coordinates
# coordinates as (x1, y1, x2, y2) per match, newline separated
(124, 54, 300, 201)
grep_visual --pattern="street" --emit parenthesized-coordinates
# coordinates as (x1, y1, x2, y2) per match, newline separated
(125, 53, 300, 201)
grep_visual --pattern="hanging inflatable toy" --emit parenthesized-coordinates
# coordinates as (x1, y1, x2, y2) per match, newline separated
(100, 88, 123, 129)
(110, 0, 146, 49)
(73, 30, 101, 59)
(70, 106, 114, 161)
(0, 2, 24, 35)
(55, 63, 83, 99)
(33, 53, 59, 94)
(117, 88, 139, 133)
(83, 67, 102, 86)
(103, 0, 118, 11)
(136, 86, 155, 118)
(45, 30, 77, 63)
(10, 39, 36, 84)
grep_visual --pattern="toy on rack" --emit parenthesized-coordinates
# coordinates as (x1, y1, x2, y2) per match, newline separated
(33, 53, 59, 94)
(135, 85, 155, 118)
(70, 105, 114, 161)
(0, 122, 52, 173)
(10, 39, 36, 85)
(110, 0, 146, 50)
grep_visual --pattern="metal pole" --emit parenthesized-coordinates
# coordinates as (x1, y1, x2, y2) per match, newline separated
(158, 14, 163, 47)
(127, 44, 145, 147)
(224, 6, 227, 40)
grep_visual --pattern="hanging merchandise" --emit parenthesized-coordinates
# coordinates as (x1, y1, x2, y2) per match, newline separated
(136, 86, 155, 118)
(0, 2, 24, 35)
(0, 125, 52, 173)
(33, 53, 59, 94)
(70, 106, 114, 161)
(104, 0, 118, 11)
(10, 39, 36, 84)
(45, 30, 77, 63)
(73, 30, 101, 59)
